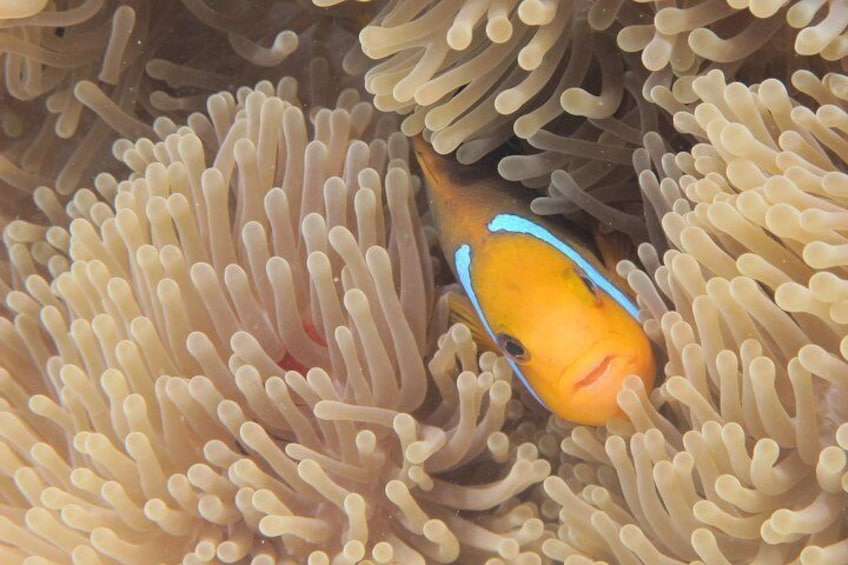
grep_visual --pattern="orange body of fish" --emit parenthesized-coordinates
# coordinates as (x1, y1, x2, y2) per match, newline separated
(414, 138, 656, 425)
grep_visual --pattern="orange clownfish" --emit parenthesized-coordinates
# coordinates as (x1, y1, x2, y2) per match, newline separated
(413, 138, 656, 425)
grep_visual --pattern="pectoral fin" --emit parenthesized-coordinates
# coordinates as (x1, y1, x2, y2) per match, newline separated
(447, 292, 498, 352)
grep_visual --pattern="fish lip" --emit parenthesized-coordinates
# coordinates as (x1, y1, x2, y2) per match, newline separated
(574, 355, 614, 389)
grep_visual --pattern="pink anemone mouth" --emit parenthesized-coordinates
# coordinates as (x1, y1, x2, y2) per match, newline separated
(575, 356, 614, 389)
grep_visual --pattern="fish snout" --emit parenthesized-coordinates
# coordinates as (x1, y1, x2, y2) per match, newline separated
(574, 355, 615, 389)
(551, 347, 654, 425)
(562, 351, 630, 391)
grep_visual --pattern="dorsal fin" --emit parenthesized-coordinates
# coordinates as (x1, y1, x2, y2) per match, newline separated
(592, 225, 636, 299)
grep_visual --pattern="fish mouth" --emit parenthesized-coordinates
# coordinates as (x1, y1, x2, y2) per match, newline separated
(574, 356, 614, 389)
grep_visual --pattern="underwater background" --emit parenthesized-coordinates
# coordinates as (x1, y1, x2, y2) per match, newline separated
(0, 1, 847, 563)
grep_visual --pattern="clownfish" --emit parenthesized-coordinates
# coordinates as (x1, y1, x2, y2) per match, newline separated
(413, 138, 656, 425)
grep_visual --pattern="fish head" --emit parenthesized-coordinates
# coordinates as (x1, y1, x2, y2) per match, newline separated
(459, 220, 656, 425)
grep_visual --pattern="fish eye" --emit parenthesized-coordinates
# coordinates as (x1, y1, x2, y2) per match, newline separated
(497, 333, 528, 361)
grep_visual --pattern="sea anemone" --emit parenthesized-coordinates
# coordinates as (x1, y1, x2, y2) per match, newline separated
(3, 2, 848, 563)
(615, 0, 846, 113)
(316, 0, 641, 167)
(498, 0, 847, 243)
(0, 78, 554, 562)
(496, 63, 668, 246)
(541, 69, 848, 563)
(0, 0, 349, 196)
